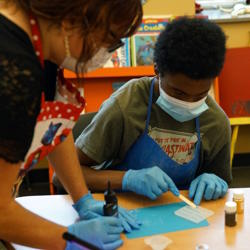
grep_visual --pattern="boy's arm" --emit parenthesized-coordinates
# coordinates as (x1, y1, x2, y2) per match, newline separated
(77, 148, 126, 191)
(203, 141, 232, 184)
(198, 117, 232, 184)
(77, 148, 180, 200)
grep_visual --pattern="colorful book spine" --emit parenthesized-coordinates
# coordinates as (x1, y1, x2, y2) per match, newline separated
(131, 17, 171, 66)
(104, 38, 130, 68)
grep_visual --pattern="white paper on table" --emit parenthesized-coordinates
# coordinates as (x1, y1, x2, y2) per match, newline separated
(174, 205, 214, 224)
(13, 195, 79, 250)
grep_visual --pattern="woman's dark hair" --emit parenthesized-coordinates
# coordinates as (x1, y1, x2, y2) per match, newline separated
(11, 0, 143, 72)
(154, 17, 226, 79)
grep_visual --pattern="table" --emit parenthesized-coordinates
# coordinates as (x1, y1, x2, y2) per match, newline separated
(13, 188, 250, 250)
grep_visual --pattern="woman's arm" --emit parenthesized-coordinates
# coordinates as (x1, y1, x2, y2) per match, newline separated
(0, 158, 67, 250)
(48, 132, 89, 202)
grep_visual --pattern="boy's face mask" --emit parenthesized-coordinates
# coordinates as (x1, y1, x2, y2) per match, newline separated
(156, 80, 209, 122)
(61, 36, 112, 73)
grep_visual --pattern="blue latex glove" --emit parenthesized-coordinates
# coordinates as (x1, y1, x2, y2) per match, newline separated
(73, 192, 140, 233)
(189, 173, 228, 205)
(122, 166, 180, 200)
(65, 217, 123, 250)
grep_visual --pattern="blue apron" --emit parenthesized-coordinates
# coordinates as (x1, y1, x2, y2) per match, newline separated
(117, 79, 201, 189)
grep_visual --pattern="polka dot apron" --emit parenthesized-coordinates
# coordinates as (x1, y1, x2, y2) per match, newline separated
(13, 13, 85, 196)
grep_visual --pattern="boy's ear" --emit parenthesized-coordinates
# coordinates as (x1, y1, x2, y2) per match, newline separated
(154, 63, 159, 79)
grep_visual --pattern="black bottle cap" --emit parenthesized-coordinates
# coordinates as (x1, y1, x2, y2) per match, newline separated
(103, 181, 118, 217)
(104, 181, 118, 204)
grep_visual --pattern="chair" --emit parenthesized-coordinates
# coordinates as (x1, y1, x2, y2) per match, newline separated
(48, 112, 97, 194)
(229, 117, 250, 168)
(213, 77, 250, 168)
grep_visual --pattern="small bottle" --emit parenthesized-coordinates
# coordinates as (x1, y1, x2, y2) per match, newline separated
(225, 201, 237, 227)
(233, 190, 244, 214)
(103, 181, 118, 217)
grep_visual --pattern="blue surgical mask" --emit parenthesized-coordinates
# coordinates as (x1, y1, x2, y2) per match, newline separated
(156, 81, 209, 122)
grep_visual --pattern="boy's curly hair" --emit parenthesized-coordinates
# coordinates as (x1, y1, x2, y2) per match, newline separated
(154, 17, 226, 79)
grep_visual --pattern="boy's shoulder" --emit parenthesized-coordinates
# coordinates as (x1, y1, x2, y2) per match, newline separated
(202, 96, 230, 133)
(111, 76, 153, 110)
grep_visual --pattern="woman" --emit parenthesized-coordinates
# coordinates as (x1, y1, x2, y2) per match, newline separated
(0, 0, 142, 249)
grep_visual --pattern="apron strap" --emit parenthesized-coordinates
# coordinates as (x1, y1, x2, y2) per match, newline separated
(195, 117, 201, 140)
(144, 78, 156, 133)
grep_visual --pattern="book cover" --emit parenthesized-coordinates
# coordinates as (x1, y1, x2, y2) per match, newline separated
(131, 17, 171, 66)
(112, 82, 126, 92)
(104, 38, 130, 68)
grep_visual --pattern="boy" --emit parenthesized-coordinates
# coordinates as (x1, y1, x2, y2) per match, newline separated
(76, 17, 231, 205)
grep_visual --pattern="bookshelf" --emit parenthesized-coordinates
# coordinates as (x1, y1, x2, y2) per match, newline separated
(64, 66, 156, 113)
(64, 66, 155, 79)
(64, 66, 221, 112)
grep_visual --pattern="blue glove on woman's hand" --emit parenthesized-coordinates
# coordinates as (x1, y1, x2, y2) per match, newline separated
(66, 217, 123, 250)
(122, 166, 180, 200)
(73, 192, 140, 233)
(189, 173, 228, 205)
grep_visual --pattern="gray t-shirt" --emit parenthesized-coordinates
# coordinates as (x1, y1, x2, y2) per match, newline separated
(76, 77, 232, 183)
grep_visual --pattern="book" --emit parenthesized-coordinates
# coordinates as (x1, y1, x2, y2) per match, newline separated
(112, 82, 126, 92)
(104, 38, 130, 68)
(131, 17, 171, 66)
